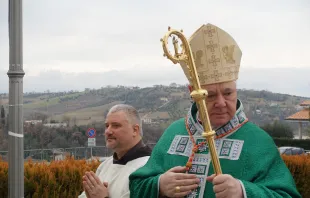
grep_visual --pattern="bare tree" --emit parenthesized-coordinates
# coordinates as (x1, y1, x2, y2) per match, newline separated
(72, 116, 77, 126)
(29, 112, 48, 123)
(62, 115, 71, 126)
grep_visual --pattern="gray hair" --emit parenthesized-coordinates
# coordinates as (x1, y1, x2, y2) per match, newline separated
(107, 104, 143, 136)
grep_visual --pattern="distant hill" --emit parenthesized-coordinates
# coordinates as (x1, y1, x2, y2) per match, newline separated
(0, 85, 309, 150)
(0, 84, 308, 127)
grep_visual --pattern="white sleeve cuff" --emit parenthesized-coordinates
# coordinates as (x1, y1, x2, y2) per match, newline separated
(238, 180, 247, 198)
(157, 175, 162, 197)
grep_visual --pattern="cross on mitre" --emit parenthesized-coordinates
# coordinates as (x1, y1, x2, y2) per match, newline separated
(179, 23, 242, 86)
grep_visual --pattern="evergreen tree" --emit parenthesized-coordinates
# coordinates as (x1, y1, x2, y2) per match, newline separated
(0, 105, 5, 126)
(261, 120, 294, 139)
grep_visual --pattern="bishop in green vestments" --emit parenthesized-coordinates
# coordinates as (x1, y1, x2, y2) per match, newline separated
(129, 23, 301, 198)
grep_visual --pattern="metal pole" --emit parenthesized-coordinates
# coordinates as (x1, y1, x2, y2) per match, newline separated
(7, 0, 25, 197)
(91, 147, 93, 158)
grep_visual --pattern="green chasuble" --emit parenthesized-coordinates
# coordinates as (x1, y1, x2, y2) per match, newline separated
(129, 99, 301, 198)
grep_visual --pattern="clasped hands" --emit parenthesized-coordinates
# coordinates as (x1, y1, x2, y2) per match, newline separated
(159, 166, 243, 198)
(82, 171, 109, 198)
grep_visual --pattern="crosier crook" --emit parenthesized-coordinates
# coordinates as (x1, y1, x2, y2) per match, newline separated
(160, 27, 222, 175)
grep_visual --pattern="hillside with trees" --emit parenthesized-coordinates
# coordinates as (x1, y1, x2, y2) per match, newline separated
(0, 84, 309, 151)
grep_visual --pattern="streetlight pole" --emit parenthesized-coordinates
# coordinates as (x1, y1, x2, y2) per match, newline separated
(7, 0, 25, 197)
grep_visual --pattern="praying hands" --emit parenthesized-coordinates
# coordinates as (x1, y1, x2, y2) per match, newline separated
(82, 171, 109, 198)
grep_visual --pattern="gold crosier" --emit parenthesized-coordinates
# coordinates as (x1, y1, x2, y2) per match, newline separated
(160, 27, 222, 175)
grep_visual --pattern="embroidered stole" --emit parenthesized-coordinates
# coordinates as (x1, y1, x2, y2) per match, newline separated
(167, 99, 248, 198)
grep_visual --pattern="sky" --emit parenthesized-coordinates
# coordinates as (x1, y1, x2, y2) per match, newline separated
(0, 0, 309, 96)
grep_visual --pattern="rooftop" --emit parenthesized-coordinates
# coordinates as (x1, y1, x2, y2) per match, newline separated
(300, 100, 310, 107)
(285, 108, 310, 121)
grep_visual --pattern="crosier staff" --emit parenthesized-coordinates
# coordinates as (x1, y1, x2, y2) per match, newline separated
(160, 27, 222, 175)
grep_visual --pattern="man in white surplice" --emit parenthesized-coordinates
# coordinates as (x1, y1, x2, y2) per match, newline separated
(78, 104, 152, 198)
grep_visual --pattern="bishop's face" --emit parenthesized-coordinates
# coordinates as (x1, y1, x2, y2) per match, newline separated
(200, 81, 237, 128)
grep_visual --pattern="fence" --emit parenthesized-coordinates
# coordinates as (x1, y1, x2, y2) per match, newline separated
(0, 143, 157, 162)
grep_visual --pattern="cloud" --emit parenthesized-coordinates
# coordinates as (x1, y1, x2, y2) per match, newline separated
(0, 0, 309, 97)
(237, 67, 310, 97)
(1, 67, 309, 98)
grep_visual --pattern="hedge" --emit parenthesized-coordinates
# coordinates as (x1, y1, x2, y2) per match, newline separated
(0, 156, 100, 198)
(282, 154, 310, 198)
(0, 155, 309, 197)
(273, 138, 310, 150)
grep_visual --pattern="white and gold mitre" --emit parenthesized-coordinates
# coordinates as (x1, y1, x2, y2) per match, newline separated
(179, 23, 242, 85)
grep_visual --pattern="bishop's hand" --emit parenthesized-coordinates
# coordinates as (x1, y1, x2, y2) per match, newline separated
(159, 166, 200, 198)
(207, 174, 243, 198)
